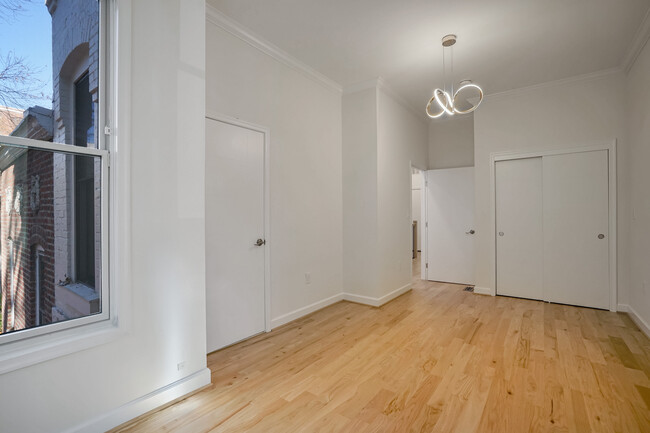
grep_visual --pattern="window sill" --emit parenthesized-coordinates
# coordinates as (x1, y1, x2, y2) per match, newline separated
(0, 318, 126, 375)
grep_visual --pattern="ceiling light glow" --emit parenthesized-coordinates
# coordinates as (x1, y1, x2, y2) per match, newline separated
(426, 35, 483, 119)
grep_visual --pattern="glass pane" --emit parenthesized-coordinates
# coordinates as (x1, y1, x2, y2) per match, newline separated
(0, 142, 102, 335)
(0, 0, 100, 148)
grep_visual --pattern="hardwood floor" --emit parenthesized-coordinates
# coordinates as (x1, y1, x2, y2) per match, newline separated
(113, 273, 650, 432)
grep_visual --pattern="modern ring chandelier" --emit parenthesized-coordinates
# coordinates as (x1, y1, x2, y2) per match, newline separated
(426, 34, 483, 119)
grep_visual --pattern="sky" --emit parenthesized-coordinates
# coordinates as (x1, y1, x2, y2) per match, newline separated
(0, 0, 53, 110)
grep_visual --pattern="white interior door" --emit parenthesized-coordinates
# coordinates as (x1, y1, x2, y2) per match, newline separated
(496, 158, 544, 300)
(206, 118, 266, 353)
(543, 150, 610, 309)
(425, 167, 475, 285)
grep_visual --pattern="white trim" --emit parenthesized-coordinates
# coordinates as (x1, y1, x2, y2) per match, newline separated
(205, 111, 272, 333)
(63, 368, 211, 433)
(421, 171, 427, 280)
(618, 304, 650, 339)
(270, 293, 344, 329)
(0, 322, 126, 375)
(0, 135, 107, 157)
(205, 5, 341, 94)
(473, 286, 492, 296)
(623, 9, 650, 73)
(484, 68, 623, 102)
(627, 306, 650, 338)
(269, 284, 413, 329)
(0, 147, 109, 346)
(343, 284, 412, 308)
(489, 141, 618, 311)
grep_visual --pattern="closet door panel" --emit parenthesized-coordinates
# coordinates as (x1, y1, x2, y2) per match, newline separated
(543, 150, 609, 309)
(496, 157, 544, 300)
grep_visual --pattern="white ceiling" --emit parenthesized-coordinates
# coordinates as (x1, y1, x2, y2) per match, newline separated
(207, 0, 650, 114)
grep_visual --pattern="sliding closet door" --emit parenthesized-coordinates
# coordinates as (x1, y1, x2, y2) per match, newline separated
(543, 150, 610, 309)
(495, 158, 544, 300)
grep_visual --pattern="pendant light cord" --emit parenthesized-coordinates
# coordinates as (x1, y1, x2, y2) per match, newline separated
(450, 44, 454, 96)
(442, 43, 446, 94)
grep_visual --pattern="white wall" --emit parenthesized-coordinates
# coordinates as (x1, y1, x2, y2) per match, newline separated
(626, 41, 650, 328)
(428, 115, 474, 169)
(205, 20, 343, 323)
(342, 88, 379, 298)
(342, 84, 428, 300)
(0, 1, 210, 431)
(473, 71, 630, 306)
(377, 87, 428, 296)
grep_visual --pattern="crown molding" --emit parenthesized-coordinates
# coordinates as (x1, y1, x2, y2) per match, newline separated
(623, 8, 650, 73)
(205, 5, 342, 94)
(484, 67, 623, 103)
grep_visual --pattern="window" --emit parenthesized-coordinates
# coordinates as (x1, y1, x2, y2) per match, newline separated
(0, 0, 113, 355)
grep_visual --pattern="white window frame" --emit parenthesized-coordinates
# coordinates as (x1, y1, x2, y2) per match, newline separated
(0, 137, 109, 345)
(0, 0, 131, 374)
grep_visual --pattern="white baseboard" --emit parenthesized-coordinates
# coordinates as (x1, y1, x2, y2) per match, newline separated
(473, 286, 493, 296)
(270, 284, 413, 330)
(618, 303, 650, 339)
(65, 367, 212, 433)
(343, 284, 412, 307)
(270, 293, 344, 329)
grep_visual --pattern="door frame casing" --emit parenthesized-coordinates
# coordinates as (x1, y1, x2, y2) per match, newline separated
(409, 162, 427, 280)
(422, 165, 476, 285)
(489, 140, 617, 311)
(205, 111, 272, 332)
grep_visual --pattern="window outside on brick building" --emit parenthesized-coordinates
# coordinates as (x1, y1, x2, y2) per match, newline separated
(0, 0, 102, 336)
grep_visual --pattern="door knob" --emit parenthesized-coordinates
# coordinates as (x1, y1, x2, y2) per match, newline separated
(466, 229, 475, 235)
(498, 232, 504, 237)
(254, 238, 266, 246)
(598, 234, 605, 239)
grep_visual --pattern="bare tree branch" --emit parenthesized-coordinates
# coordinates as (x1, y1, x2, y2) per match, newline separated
(0, 1, 49, 109)
(0, 0, 34, 23)
(0, 51, 48, 109)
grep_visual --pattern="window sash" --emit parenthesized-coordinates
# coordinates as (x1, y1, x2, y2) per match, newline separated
(0, 134, 110, 345)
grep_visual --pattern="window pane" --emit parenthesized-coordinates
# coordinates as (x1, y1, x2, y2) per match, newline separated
(0, 0, 100, 148)
(0, 142, 102, 335)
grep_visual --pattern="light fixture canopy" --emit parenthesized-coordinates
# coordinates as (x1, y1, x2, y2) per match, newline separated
(426, 35, 483, 118)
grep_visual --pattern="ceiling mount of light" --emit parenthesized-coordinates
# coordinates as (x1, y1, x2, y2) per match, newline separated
(426, 35, 483, 119)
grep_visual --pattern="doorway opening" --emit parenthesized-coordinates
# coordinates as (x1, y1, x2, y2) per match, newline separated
(411, 166, 425, 280)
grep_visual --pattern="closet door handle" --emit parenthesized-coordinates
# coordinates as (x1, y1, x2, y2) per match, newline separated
(598, 234, 605, 240)
(466, 229, 475, 235)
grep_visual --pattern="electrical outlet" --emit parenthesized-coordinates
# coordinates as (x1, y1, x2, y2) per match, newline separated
(305, 272, 311, 285)
(177, 361, 185, 371)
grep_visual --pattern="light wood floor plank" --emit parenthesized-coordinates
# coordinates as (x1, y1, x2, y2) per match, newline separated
(111, 272, 650, 433)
